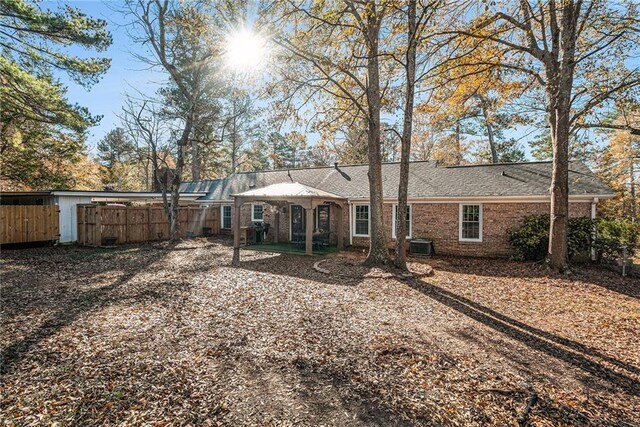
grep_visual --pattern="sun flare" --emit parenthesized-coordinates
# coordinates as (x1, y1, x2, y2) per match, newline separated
(223, 28, 269, 74)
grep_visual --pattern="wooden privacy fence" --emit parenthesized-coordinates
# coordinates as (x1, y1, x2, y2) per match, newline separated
(77, 205, 219, 246)
(0, 205, 60, 244)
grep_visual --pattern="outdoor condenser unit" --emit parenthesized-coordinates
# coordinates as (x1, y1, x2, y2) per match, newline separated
(409, 239, 434, 257)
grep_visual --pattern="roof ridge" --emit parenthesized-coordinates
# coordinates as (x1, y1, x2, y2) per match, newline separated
(444, 161, 554, 168)
(221, 160, 436, 176)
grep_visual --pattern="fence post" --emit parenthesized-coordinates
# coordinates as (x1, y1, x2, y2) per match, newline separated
(96, 205, 102, 246)
(148, 206, 153, 241)
(124, 206, 129, 244)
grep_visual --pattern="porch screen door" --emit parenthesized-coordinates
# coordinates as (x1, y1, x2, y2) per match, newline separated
(291, 205, 305, 241)
(316, 205, 330, 233)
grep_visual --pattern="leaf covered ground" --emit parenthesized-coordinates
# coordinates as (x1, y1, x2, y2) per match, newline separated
(1, 239, 638, 426)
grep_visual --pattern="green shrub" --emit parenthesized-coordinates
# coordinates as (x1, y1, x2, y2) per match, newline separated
(507, 214, 551, 261)
(595, 218, 638, 263)
(508, 214, 638, 263)
(568, 216, 595, 260)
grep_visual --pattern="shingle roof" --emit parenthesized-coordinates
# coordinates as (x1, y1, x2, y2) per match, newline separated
(180, 160, 613, 201)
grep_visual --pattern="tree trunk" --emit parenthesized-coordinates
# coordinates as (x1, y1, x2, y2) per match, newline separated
(480, 97, 498, 163)
(363, 7, 390, 266)
(455, 120, 462, 165)
(546, 3, 578, 273)
(395, 0, 417, 270)
(548, 106, 570, 271)
(191, 136, 200, 181)
(630, 160, 636, 222)
(169, 113, 192, 241)
(231, 97, 238, 173)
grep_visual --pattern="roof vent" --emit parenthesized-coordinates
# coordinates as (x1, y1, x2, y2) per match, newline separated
(334, 162, 339, 168)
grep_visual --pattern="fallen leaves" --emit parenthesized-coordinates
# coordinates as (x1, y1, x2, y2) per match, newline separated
(1, 239, 638, 425)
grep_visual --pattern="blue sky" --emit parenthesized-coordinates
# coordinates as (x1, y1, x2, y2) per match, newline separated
(47, 1, 164, 152)
(51, 1, 542, 159)
(51, 1, 543, 160)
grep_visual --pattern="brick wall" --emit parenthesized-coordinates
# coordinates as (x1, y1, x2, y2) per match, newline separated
(351, 201, 591, 258)
(226, 200, 592, 258)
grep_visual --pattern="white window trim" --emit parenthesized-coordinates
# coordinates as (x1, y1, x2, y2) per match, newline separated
(251, 203, 264, 222)
(392, 204, 412, 239)
(221, 205, 232, 229)
(352, 204, 370, 237)
(459, 203, 483, 242)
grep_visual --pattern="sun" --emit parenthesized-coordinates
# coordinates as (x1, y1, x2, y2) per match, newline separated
(223, 27, 269, 74)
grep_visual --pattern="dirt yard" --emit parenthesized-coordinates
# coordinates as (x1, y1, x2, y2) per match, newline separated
(1, 239, 638, 426)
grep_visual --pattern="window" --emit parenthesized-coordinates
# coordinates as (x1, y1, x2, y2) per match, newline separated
(392, 204, 411, 239)
(252, 204, 264, 222)
(221, 205, 232, 229)
(354, 204, 369, 236)
(459, 204, 482, 242)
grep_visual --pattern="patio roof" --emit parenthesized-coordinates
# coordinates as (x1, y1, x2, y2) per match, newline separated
(231, 182, 346, 260)
(231, 182, 345, 201)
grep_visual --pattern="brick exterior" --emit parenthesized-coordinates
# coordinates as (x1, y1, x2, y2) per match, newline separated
(350, 201, 591, 258)
(222, 200, 592, 258)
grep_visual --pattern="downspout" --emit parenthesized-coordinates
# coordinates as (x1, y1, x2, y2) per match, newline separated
(348, 200, 353, 246)
(591, 197, 598, 261)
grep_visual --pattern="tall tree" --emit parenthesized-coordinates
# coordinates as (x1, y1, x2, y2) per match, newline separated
(394, 0, 418, 270)
(599, 107, 640, 222)
(0, 0, 111, 189)
(271, 0, 394, 265)
(454, 1, 640, 271)
(127, 0, 217, 240)
(97, 128, 144, 191)
(391, 0, 442, 269)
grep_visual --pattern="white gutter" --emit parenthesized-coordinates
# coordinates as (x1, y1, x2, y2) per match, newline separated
(50, 191, 206, 198)
(347, 200, 353, 246)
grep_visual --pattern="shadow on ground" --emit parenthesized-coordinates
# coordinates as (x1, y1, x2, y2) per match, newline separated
(0, 243, 181, 376)
(425, 256, 640, 299)
(406, 277, 640, 399)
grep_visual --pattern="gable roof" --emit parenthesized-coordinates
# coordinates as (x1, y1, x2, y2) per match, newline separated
(181, 160, 613, 201)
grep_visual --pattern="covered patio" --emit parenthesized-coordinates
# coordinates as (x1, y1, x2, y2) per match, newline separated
(231, 182, 347, 264)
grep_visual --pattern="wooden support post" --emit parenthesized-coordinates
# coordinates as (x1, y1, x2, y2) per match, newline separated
(305, 204, 314, 256)
(274, 210, 280, 244)
(335, 203, 344, 250)
(232, 198, 242, 265)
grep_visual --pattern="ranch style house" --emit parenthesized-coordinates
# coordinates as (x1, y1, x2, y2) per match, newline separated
(181, 160, 613, 257)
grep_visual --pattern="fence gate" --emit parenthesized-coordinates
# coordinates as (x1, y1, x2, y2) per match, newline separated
(0, 205, 60, 244)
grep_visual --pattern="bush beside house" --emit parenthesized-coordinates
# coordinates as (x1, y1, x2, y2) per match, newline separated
(508, 214, 638, 267)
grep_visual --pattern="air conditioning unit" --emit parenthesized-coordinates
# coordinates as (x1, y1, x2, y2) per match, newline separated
(409, 239, 434, 257)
